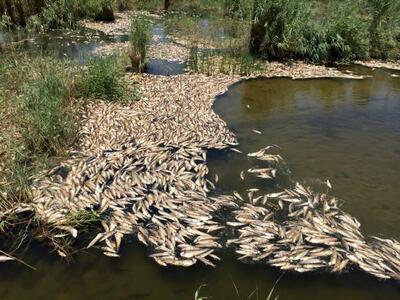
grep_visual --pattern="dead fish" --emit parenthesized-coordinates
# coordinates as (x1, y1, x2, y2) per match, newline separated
(326, 180, 332, 189)
(240, 171, 245, 180)
(233, 191, 244, 201)
(230, 148, 242, 154)
(0, 255, 15, 262)
(252, 130, 262, 134)
(214, 174, 219, 183)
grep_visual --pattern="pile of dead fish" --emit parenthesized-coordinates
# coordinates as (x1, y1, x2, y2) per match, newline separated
(30, 74, 238, 267)
(227, 147, 400, 281)
(78, 74, 238, 154)
(26, 68, 399, 282)
(32, 138, 237, 266)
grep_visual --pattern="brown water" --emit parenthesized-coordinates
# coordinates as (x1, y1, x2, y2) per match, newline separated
(211, 66, 400, 239)
(1, 66, 399, 299)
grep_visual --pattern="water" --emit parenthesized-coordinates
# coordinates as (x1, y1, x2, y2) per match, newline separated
(210, 66, 400, 239)
(0, 28, 127, 63)
(0, 67, 399, 299)
(146, 22, 186, 75)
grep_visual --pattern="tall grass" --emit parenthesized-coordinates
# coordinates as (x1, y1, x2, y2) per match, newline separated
(0, 53, 134, 237)
(128, 15, 152, 72)
(20, 72, 75, 154)
(0, 55, 78, 226)
(188, 44, 266, 76)
(0, 0, 121, 30)
(80, 54, 128, 100)
(41, 0, 115, 29)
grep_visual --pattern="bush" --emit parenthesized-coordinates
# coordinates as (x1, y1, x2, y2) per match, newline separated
(248, 0, 390, 63)
(40, 0, 79, 29)
(40, 0, 116, 29)
(365, 0, 400, 59)
(128, 15, 152, 72)
(80, 55, 126, 100)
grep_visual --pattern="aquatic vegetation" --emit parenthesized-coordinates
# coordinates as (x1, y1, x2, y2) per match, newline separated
(0, 55, 76, 203)
(188, 45, 266, 76)
(0, 55, 80, 257)
(0, 54, 132, 239)
(194, 284, 207, 300)
(0, 0, 123, 30)
(164, 10, 249, 49)
(128, 15, 152, 72)
(194, 278, 280, 300)
(231, 278, 280, 300)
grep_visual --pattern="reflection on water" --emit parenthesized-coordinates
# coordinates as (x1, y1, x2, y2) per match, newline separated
(145, 22, 186, 76)
(0, 66, 399, 299)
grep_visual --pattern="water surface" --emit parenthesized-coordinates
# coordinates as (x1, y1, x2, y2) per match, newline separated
(210, 67, 400, 239)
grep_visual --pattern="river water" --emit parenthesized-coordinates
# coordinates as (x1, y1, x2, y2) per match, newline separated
(1, 22, 400, 299)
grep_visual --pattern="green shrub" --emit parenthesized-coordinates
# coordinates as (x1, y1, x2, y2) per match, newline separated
(188, 44, 266, 76)
(80, 55, 126, 100)
(40, 0, 78, 29)
(128, 15, 152, 72)
(365, 0, 400, 59)
(40, 0, 115, 29)
(248, 0, 385, 63)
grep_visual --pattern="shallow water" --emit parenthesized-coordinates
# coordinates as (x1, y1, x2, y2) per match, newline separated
(0, 67, 399, 299)
(0, 28, 126, 63)
(146, 22, 186, 75)
(0, 22, 187, 75)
